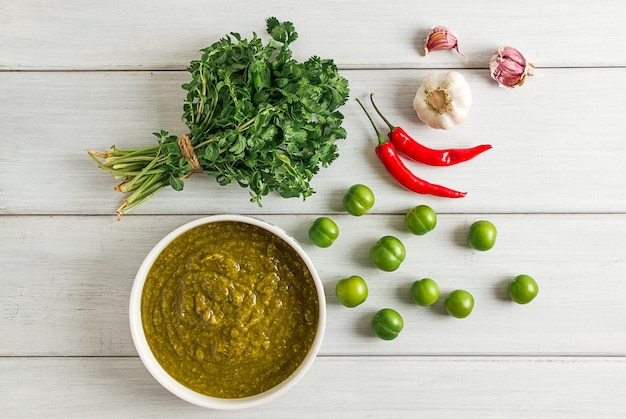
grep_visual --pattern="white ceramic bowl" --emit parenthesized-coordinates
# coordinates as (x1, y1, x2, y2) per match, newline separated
(129, 215, 326, 410)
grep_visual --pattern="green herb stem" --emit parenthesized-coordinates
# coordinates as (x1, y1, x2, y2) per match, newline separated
(88, 17, 349, 218)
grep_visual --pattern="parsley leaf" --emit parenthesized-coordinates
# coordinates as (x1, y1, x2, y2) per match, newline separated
(88, 18, 349, 217)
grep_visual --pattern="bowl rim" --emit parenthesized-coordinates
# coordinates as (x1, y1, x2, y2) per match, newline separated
(129, 214, 326, 410)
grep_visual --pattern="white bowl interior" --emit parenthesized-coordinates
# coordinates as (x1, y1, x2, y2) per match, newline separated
(129, 214, 326, 410)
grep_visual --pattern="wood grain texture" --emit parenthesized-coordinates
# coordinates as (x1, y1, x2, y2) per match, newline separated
(1, 0, 625, 70)
(2, 357, 625, 418)
(2, 1, 626, 416)
(2, 214, 625, 356)
(2, 68, 626, 215)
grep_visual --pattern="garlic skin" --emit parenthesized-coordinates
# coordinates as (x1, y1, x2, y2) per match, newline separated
(424, 26, 461, 56)
(413, 71, 472, 130)
(489, 46, 535, 88)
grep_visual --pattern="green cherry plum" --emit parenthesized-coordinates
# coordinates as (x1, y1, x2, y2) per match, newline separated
(508, 274, 539, 304)
(445, 289, 474, 318)
(343, 184, 375, 216)
(370, 236, 406, 272)
(335, 275, 368, 308)
(371, 308, 404, 340)
(467, 220, 497, 251)
(308, 217, 339, 248)
(410, 278, 440, 306)
(405, 205, 437, 236)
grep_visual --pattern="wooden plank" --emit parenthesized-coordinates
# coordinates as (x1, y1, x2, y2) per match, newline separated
(1, 0, 625, 70)
(2, 68, 626, 215)
(2, 214, 625, 356)
(3, 2, 625, 418)
(2, 356, 625, 418)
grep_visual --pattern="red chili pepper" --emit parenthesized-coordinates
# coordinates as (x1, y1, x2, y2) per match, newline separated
(369, 93, 492, 166)
(355, 98, 467, 199)
(375, 142, 467, 198)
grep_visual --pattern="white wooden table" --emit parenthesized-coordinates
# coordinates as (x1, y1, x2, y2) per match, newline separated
(2, 1, 626, 417)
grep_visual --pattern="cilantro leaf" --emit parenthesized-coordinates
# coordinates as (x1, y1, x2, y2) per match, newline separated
(89, 18, 350, 216)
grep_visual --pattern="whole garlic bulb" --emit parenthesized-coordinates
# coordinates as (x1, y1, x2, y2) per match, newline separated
(413, 71, 472, 130)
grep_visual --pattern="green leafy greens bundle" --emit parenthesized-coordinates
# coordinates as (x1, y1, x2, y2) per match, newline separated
(88, 17, 350, 217)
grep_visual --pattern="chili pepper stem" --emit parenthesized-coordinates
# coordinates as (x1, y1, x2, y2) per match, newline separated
(369, 93, 397, 132)
(366, 94, 492, 167)
(355, 98, 386, 146)
(356, 96, 467, 199)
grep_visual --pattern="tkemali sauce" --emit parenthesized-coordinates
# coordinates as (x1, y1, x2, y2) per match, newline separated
(141, 221, 319, 398)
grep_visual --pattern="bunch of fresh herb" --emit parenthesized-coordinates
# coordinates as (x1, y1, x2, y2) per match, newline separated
(88, 17, 350, 217)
